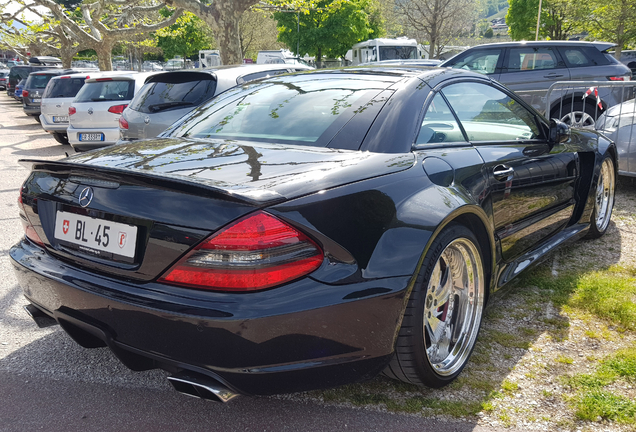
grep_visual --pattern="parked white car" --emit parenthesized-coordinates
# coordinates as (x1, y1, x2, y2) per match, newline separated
(67, 71, 155, 151)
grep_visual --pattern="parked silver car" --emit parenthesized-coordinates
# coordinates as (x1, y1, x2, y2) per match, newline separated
(40, 71, 109, 145)
(119, 64, 312, 143)
(596, 99, 636, 176)
(441, 41, 632, 127)
(68, 71, 156, 151)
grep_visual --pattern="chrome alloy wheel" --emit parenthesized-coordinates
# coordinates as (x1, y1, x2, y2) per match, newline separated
(594, 158, 615, 232)
(560, 111, 596, 128)
(424, 237, 484, 376)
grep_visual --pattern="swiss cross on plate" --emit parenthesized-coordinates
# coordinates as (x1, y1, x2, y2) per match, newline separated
(62, 220, 69, 234)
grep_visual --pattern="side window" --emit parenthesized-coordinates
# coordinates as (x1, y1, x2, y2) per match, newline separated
(441, 82, 542, 142)
(560, 47, 600, 67)
(448, 49, 501, 74)
(416, 93, 467, 144)
(507, 47, 560, 71)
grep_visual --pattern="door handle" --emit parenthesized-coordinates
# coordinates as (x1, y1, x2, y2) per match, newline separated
(543, 73, 564, 78)
(493, 165, 514, 181)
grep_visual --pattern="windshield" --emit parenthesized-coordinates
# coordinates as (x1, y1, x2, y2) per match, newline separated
(130, 75, 216, 114)
(74, 80, 135, 102)
(379, 46, 417, 61)
(43, 76, 86, 98)
(169, 75, 390, 146)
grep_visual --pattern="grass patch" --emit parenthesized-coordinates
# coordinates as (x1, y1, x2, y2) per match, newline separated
(518, 264, 636, 331)
(555, 355, 574, 365)
(501, 380, 518, 395)
(486, 329, 531, 349)
(569, 270, 636, 331)
(575, 391, 636, 423)
(564, 345, 636, 424)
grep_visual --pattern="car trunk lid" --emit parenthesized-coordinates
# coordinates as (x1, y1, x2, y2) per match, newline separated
(19, 139, 413, 281)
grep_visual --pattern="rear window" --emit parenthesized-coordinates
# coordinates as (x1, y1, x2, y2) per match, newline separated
(74, 80, 135, 102)
(170, 76, 388, 146)
(557, 46, 610, 67)
(129, 73, 216, 113)
(25, 73, 56, 90)
(43, 77, 87, 98)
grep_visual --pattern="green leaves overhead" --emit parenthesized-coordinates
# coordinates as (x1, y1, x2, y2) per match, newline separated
(273, 0, 384, 60)
(156, 11, 214, 60)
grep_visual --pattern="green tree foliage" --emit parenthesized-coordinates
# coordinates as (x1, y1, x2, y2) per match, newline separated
(585, 0, 636, 57)
(484, 27, 494, 38)
(506, 0, 583, 40)
(156, 10, 214, 60)
(273, 0, 384, 61)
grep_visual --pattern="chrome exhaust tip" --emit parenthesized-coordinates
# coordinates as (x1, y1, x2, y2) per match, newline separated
(168, 373, 239, 403)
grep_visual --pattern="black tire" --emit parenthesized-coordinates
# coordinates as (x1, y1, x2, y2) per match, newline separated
(52, 132, 70, 145)
(586, 156, 615, 239)
(384, 223, 486, 388)
(551, 100, 600, 128)
(33, 115, 41, 123)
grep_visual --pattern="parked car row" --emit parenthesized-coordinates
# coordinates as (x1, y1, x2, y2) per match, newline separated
(34, 64, 312, 151)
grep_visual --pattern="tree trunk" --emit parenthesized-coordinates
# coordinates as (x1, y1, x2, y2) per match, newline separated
(95, 44, 114, 71)
(61, 50, 74, 68)
(215, 5, 243, 65)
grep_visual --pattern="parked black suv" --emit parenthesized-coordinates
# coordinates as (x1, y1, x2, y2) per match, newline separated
(440, 41, 632, 127)
(7, 64, 61, 97)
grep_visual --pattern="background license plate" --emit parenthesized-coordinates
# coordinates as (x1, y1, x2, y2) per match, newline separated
(32, 98, 41, 103)
(54, 211, 137, 258)
(53, 116, 68, 123)
(79, 133, 104, 141)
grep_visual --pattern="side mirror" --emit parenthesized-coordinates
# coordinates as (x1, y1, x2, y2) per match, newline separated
(549, 119, 571, 144)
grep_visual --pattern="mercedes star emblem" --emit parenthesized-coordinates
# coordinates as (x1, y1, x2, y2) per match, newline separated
(78, 187, 94, 208)
(144, 116, 150, 124)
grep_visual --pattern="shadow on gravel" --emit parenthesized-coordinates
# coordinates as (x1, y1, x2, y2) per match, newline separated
(0, 330, 504, 432)
(0, 123, 43, 132)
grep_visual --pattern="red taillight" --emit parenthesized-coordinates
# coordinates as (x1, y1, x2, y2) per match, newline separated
(22, 90, 29, 98)
(159, 211, 323, 291)
(68, 106, 76, 116)
(60, 75, 70, 79)
(18, 194, 45, 247)
(108, 104, 128, 114)
(96, 78, 112, 82)
(608, 75, 632, 81)
(119, 116, 129, 129)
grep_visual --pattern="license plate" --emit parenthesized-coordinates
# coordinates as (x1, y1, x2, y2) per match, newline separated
(53, 116, 68, 123)
(79, 133, 104, 141)
(54, 211, 137, 260)
(32, 98, 41, 103)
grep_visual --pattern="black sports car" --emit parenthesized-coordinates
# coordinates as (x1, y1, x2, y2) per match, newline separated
(10, 67, 616, 402)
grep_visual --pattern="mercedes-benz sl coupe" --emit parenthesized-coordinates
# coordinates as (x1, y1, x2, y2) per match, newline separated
(10, 67, 616, 402)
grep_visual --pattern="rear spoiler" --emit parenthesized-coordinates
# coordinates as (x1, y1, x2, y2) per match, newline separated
(18, 158, 285, 206)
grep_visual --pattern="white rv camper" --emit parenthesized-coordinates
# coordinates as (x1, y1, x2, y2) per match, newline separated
(350, 38, 419, 65)
(199, 50, 221, 68)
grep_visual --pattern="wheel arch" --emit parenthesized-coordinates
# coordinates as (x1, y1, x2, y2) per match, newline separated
(413, 205, 495, 306)
(549, 94, 605, 119)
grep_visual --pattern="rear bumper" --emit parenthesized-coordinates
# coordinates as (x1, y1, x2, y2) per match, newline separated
(67, 125, 119, 151)
(40, 115, 68, 133)
(23, 104, 41, 116)
(10, 238, 409, 395)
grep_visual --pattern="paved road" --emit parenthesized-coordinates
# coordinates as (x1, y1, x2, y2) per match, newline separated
(0, 97, 516, 432)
